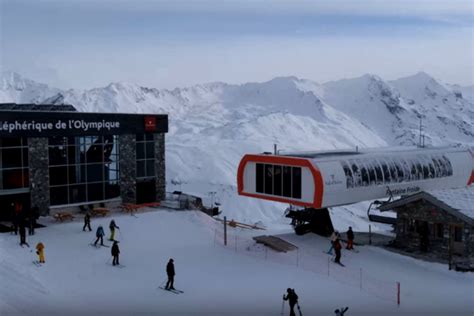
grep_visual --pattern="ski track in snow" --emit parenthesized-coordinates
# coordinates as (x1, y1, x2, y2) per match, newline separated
(1, 210, 473, 315)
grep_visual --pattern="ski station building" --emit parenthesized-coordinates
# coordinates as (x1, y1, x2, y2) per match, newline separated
(237, 147, 474, 236)
(379, 187, 474, 266)
(0, 103, 168, 220)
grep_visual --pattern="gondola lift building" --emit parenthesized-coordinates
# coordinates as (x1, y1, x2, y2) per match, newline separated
(0, 104, 168, 219)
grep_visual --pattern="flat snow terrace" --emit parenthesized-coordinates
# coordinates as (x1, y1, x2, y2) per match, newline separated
(0, 209, 472, 315)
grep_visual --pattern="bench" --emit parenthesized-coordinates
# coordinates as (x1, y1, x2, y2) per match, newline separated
(91, 208, 109, 217)
(53, 212, 75, 222)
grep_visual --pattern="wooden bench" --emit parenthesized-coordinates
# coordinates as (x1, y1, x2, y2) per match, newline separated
(120, 202, 161, 214)
(91, 208, 109, 217)
(53, 212, 75, 222)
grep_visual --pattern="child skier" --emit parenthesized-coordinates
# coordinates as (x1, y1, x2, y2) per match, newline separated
(83, 212, 92, 232)
(346, 227, 354, 250)
(109, 219, 119, 241)
(94, 225, 105, 246)
(36, 242, 45, 263)
(283, 288, 298, 316)
(111, 241, 120, 266)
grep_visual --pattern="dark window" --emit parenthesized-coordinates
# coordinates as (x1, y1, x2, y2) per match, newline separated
(49, 167, 68, 186)
(283, 166, 291, 197)
(137, 161, 146, 178)
(264, 164, 273, 194)
(69, 185, 86, 204)
(146, 142, 155, 158)
(50, 187, 68, 205)
(136, 143, 145, 159)
(360, 164, 369, 186)
(48, 135, 120, 205)
(274, 165, 282, 196)
(436, 223, 444, 239)
(454, 226, 463, 242)
(256, 163, 264, 193)
(292, 167, 302, 199)
(87, 183, 104, 202)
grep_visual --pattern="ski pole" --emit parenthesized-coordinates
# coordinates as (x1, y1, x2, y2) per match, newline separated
(157, 279, 167, 289)
(297, 303, 303, 316)
(280, 296, 285, 316)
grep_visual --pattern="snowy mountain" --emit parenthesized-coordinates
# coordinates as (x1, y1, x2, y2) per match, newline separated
(0, 71, 472, 227)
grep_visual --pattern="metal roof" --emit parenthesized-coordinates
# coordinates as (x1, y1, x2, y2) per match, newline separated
(0, 103, 77, 112)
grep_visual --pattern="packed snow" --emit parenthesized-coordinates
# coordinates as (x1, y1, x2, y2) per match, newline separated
(1, 210, 473, 315)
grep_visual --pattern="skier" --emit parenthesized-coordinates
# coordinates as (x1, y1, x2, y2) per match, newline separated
(111, 241, 120, 266)
(327, 230, 339, 254)
(36, 242, 45, 263)
(335, 307, 349, 315)
(29, 206, 39, 235)
(94, 225, 105, 246)
(83, 212, 92, 232)
(334, 236, 343, 265)
(346, 227, 354, 250)
(109, 219, 119, 241)
(165, 258, 175, 290)
(19, 220, 29, 247)
(283, 288, 299, 316)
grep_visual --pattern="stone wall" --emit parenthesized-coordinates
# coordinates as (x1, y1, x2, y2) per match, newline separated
(119, 134, 136, 204)
(28, 137, 50, 215)
(154, 133, 166, 201)
(394, 199, 473, 260)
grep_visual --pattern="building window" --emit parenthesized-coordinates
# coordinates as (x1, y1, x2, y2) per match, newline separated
(0, 137, 29, 190)
(341, 154, 454, 189)
(454, 226, 463, 242)
(48, 135, 120, 206)
(255, 163, 302, 199)
(136, 134, 155, 179)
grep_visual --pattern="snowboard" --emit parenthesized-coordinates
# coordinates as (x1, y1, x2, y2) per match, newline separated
(158, 286, 183, 294)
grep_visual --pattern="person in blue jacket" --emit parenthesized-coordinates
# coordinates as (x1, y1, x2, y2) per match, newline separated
(94, 225, 105, 246)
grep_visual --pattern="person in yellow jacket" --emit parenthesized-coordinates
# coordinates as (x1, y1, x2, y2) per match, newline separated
(36, 242, 45, 263)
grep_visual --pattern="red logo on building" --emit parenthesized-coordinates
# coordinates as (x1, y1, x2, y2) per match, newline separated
(144, 116, 156, 132)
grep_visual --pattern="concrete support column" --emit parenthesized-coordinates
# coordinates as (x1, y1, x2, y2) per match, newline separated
(154, 133, 166, 201)
(28, 137, 50, 215)
(119, 134, 136, 204)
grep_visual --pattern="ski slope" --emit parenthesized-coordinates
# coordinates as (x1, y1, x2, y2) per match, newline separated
(1, 210, 472, 315)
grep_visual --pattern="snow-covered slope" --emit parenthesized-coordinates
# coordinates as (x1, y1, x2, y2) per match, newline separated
(0, 71, 472, 227)
(1, 211, 473, 314)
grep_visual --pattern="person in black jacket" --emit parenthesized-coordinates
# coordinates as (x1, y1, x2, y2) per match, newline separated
(346, 226, 354, 250)
(19, 220, 29, 247)
(283, 288, 298, 316)
(111, 241, 120, 266)
(28, 206, 39, 235)
(83, 212, 92, 232)
(165, 258, 175, 290)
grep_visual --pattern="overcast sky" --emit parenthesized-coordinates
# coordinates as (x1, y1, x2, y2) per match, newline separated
(1, 0, 473, 89)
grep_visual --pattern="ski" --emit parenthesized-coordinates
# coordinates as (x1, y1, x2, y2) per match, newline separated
(331, 259, 345, 267)
(89, 243, 110, 248)
(322, 251, 333, 255)
(108, 263, 126, 268)
(158, 286, 183, 294)
(32, 260, 42, 267)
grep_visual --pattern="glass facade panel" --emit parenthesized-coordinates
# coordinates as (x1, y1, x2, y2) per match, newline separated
(136, 134, 156, 179)
(0, 137, 29, 190)
(48, 135, 120, 205)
